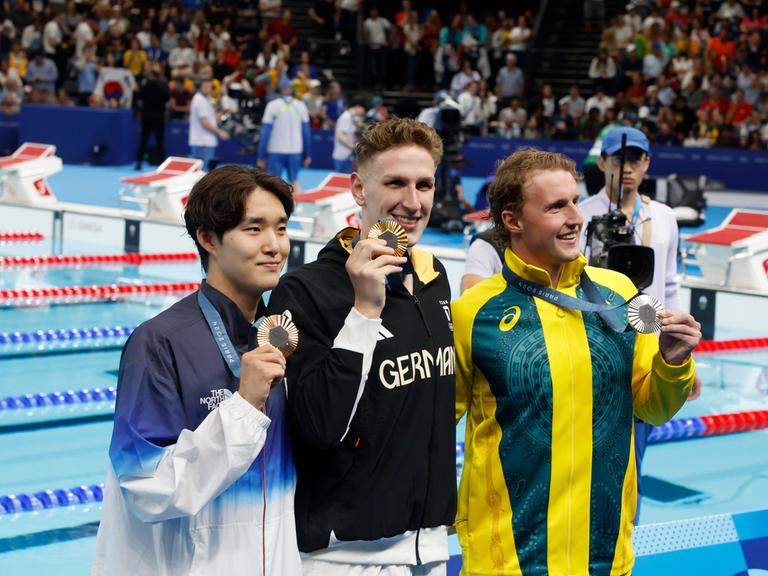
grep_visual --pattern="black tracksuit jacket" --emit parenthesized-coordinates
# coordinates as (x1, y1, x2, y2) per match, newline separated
(268, 229, 457, 556)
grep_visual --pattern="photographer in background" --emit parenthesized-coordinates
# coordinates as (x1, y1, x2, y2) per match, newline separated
(579, 126, 701, 521)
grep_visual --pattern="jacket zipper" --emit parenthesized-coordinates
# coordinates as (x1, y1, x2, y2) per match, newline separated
(411, 292, 434, 565)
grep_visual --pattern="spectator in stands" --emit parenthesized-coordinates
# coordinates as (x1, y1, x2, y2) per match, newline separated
(289, 51, 318, 80)
(362, 5, 391, 89)
(133, 18, 151, 50)
(476, 79, 498, 135)
(508, 14, 531, 59)
(717, 0, 744, 23)
(268, 9, 299, 58)
(727, 89, 753, 128)
(698, 88, 728, 124)
(558, 84, 586, 121)
(75, 45, 99, 106)
(332, 98, 365, 172)
(21, 16, 42, 51)
(461, 13, 490, 73)
(8, 0, 34, 34)
(0, 76, 22, 114)
(585, 86, 615, 121)
(579, 106, 602, 140)
(258, 77, 311, 194)
(146, 33, 167, 64)
(108, 5, 130, 38)
(26, 50, 57, 100)
(495, 52, 524, 100)
(161, 22, 180, 54)
(626, 70, 648, 107)
(338, 0, 361, 52)
(496, 96, 527, 138)
(457, 79, 482, 134)
(706, 23, 735, 74)
(189, 78, 229, 170)
(642, 6, 664, 35)
(643, 41, 666, 80)
(0, 58, 21, 91)
(589, 48, 617, 93)
(451, 58, 481, 95)
(255, 41, 279, 72)
(402, 9, 421, 88)
(169, 35, 196, 78)
(124, 37, 148, 78)
(551, 101, 578, 139)
(537, 83, 556, 120)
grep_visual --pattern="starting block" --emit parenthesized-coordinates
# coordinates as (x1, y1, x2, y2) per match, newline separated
(462, 209, 493, 233)
(292, 173, 359, 239)
(119, 157, 204, 222)
(0, 143, 62, 204)
(685, 209, 768, 291)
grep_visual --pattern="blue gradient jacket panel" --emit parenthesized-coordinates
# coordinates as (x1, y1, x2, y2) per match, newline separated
(92, 282, 300, 576)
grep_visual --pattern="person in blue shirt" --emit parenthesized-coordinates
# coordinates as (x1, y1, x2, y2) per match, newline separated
(93, 165, 301, 576)
(258, 77, 312, 194)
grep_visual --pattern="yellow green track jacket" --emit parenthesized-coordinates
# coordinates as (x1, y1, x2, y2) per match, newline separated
(452, 250, 694, 576)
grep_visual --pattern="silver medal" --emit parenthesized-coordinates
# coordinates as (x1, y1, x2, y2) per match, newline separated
(627, 294, 664, 334)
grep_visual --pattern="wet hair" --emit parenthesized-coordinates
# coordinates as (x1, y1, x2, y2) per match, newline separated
(355, 117, 443, 171)
(183, 165, 294, 270)
(488, 148, 580, 247)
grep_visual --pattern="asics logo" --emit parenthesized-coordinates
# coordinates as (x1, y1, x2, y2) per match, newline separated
(499, 306, 521, 332)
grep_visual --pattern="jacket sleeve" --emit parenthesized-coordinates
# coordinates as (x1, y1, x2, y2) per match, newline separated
(619, 277, 694, 426)
(108, 329, 270, 523)
(452, 297, 474, 424)
(268, 274, 381, 449)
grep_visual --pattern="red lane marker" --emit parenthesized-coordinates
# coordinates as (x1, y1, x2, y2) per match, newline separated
(0, 252, 199, 268)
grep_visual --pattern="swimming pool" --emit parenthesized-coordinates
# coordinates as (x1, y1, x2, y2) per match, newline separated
(2, 171, 768, 575)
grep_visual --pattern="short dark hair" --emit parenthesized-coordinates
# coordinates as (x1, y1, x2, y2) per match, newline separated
(184, 165, 294, 270)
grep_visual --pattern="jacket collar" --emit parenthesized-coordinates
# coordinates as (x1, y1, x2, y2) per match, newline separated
(200, 280, 267, 349)
(503, 247, 587, 290)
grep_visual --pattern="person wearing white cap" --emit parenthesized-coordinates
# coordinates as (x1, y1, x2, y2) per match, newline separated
(578, 126, 702, 522)
(258, 77, 312, 194)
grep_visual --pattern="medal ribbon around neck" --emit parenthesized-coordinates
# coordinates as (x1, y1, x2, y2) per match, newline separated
(501, 265, 663, 333)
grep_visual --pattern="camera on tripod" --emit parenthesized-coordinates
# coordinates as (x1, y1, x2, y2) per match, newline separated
(219, 83, 265, 155)
(429, 103, 469, 233)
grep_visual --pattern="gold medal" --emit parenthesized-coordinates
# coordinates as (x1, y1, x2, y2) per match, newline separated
(627, 294, 664, 334)
(257, 315, 299, 357)
(367, 219, 408, 257)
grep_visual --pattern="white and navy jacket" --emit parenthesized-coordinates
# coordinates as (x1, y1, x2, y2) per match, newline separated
(92, 281, 301, 576)
(268, 229, 457, 565)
